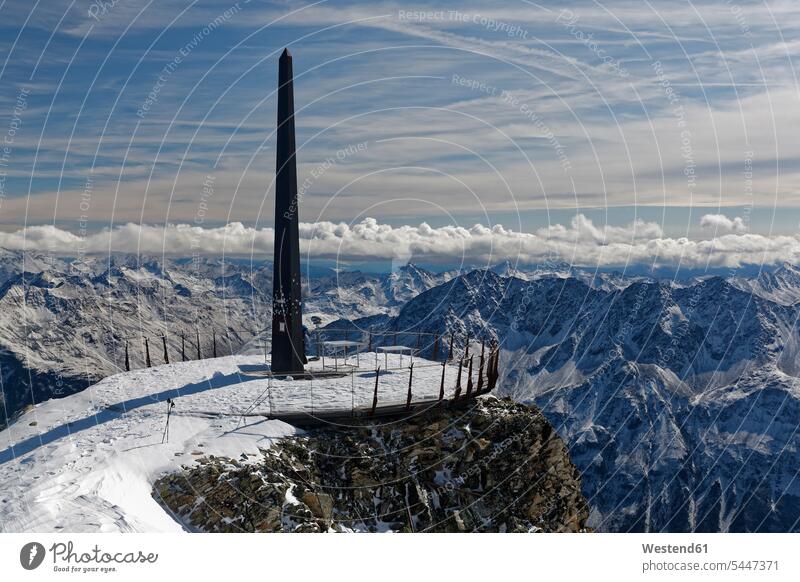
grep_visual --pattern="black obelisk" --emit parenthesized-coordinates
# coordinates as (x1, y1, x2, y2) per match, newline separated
(271, 48, 306, 374)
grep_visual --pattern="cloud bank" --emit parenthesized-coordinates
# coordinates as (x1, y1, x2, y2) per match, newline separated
(0, 215, 797, 269)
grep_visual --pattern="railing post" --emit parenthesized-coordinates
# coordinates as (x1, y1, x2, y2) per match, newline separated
(124, 341, 130, 371)
(350, 370, 355, 414)
(488, 347, 500, 391)
(477, 341, 485, 394)
(486, 348, 493, 391)
(448, 333, 454, 362)
(439, 361, 446, 401)
(454, 357, 463, 399)
(144, 338, 152, 368)
(493, 346, 500, 386)
(370, 366, 380, 416)
(494, 349, 500, 390)
(196, 331, 201, 360)
(367, 328, 373, 352)
(181, 333, 186, 362)
(405, 363, 414, 411)
(465, 332, 470, 360)
(162, 335, 169, 364)
(212, 330, 217, 358)
(465, 355, 474, 398)
(432, 333, 439, 361)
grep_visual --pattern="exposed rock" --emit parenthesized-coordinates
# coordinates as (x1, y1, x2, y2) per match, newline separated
(154, 396, 590, 533)
(301, 491, 334, 521)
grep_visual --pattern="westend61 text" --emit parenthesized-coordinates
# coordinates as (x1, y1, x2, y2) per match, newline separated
(642, 543, 708, 554)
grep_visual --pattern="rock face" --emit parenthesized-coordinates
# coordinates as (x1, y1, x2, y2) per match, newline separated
(154, 397, 590, 533)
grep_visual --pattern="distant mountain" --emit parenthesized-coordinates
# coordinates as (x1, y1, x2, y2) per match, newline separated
(0, 256, 273, 427)
(377, 269, 800, 532)
(729, 262, 800, 306)
(305, 264, 455, 325)
(488, 259, 650, 291)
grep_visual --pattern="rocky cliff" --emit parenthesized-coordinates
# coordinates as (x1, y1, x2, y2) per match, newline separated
(154, 397, 590, 532)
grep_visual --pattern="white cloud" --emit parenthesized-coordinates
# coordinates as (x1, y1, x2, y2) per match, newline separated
(700, 213, 748, 234)
(2, 215, 800, 269)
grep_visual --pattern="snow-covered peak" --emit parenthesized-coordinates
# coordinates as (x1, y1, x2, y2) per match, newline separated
(732, 263, 800, 305)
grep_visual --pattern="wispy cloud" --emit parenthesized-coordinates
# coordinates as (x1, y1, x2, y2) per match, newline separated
(2, 0, 800, 245)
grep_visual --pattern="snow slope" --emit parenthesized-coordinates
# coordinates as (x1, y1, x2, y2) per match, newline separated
(0, 352, 462, 533)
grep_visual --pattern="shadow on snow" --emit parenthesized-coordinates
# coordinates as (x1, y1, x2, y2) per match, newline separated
(0, 371, 260, 466)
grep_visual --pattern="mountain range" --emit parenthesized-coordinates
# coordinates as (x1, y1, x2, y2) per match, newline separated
(3, 248, 800, 532)
(376, 264, 800, 532)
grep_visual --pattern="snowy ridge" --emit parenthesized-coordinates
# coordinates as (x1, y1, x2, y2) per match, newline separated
(0, 351, 461, 532)
(729, 262, 800, 306)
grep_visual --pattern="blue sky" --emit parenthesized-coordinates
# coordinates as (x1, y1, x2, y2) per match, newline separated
(2, 1, 800, 266)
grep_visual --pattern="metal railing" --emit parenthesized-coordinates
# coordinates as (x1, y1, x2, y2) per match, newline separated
(312, 326, 498, 370)
(79, 324, 501, 426)
(113, 325, 497, 371)
(252, 339, 502, 423)
(115, 327, 264, 372)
